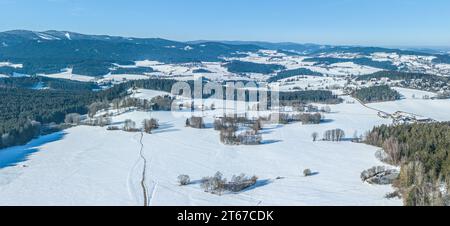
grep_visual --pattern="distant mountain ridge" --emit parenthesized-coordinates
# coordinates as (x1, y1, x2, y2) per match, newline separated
(1, 30, 449, 77)
(0, 30, 261, 76)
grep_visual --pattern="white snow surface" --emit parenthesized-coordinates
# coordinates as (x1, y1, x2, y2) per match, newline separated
(368, 87, 450, 121)
(0, 91, 402, 206)
(38, 68, 95, 82)
(0, 62, 23, 68)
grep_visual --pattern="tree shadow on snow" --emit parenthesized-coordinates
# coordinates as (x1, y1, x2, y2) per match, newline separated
(203, 122, 215, 129)
(153, 122, 180, 134)
(260, 140, 282, 145)
(320, 119, 334, 124)
(259, 124, 284, 135)
(0, 132, 67, 169)
(239, 179, 273, 193)
(308, 172, 320, 177)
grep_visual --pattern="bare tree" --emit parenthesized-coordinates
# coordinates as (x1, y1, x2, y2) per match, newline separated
(65, 113, 81, 125)
(382, 137, 402, 165)
(323, 129, 345, 142)
(123, 119, 136, 132)
(177, 175, 191, 186)
(88, 102, 109, 118)
(303, 169, 313, 177)
(201, 171, 227, 195)
(143, 118, 159, 134)
(312, 132, 319, 142)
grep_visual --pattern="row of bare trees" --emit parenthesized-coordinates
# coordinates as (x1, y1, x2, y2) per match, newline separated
(311, 129, 346, 142)
(119, 118, 159, 133)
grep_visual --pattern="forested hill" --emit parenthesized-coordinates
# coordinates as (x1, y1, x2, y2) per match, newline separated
(0, 30, 260, 76)
(365, 123, 450, 206)
(1, 30, 448, 77)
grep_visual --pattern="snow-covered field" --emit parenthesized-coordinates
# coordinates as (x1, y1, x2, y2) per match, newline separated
(38, 68, 95, 82)
(3, 48, 449, 206)
(274, 76, 347, 92)
(0, 62, 23, 68)
(368, 87, 450, 121)
(0, 89, 402, 206)
(98, 73, 150, 84)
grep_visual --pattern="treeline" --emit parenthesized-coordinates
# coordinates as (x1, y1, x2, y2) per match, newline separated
(357, 71, 450, 93)
(224, 60, 286, 74)
(0, 77, 344, 149)
(357, 71, 447, 81)
(365, 123, 450, 206)
(279, 90, 342, 104)
(0, 80, 136, 149)
(110, 67, 155, 75)
(128, 78, 342, 105)
(303, 57, 398, 70)
(0, 76, 100, 91)
(432, 54, 450, 64)
(0, 78, 183, 149)
(192, 68, 212, 73)
(0, 88, 96, 149)
(353, 85, 401, 103)
(267, 68, 322, 83)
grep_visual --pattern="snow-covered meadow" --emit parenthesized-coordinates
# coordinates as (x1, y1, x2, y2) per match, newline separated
(0, 89, 404, 206)
(1, 48, 450, 206)
(368, 87, 450, 121)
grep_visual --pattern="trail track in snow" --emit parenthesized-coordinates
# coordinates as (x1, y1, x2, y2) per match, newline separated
(139, 132, 149, 206)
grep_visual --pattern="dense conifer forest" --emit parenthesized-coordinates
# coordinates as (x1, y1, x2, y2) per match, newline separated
(267, 68, 322, 83)
(303, 57, 398, 70)
(365, 123, 450, 206)
(353, 85, 402, 103)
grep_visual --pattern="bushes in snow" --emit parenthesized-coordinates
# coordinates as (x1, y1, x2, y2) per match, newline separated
(299, 113, 322, 125)
(270, 113, 321, 125)
(151, 95, 174, 111)
(237, 131, 262, 145)
(226, 174, 258, 192)
(200, 172, 258, 195)
(177, 175, 191, 186)
(186, 116, 205, 129)
(143, 118, 159, 134)
(303, 169, 313, 177)
(106, 126, 120, 131)
(385, 191, 402, 199)
(360, 166, 399, 185)
(201, 172, 227, 195)
(83, 116, 112, 127)
(88, 101, 110, 118)
(64, 113, 81, 125)
(123, 119, 139, 132)
(215, 116, 263, 145)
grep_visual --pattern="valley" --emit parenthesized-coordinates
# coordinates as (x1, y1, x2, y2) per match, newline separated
(0, 30, 449, 206)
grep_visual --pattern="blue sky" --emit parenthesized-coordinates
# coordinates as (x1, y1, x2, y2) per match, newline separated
(0, 0, 449, 47)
